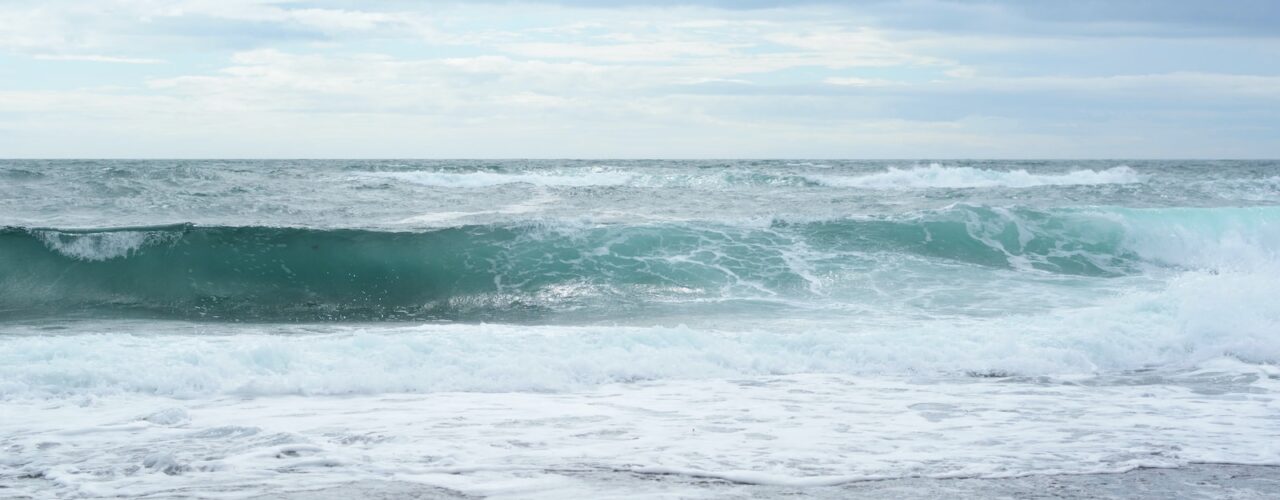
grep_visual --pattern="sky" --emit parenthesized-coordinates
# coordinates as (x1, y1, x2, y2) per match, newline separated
(0, 0, 1277, 158)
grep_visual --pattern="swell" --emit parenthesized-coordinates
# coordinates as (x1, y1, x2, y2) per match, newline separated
(1, 205, 1276, 321)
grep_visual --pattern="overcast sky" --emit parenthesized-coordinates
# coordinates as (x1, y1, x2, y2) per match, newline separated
(1, 0, 1277, 158)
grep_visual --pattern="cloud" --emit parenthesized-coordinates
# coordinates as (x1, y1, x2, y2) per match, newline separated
(32, 54, 166, 64)
(534, 0, 1280, 36)
(500, 41, 741, 62)
(823, 77, 892, 87)
(0, 0, 1277, 157)
(947, 72, 1280, 99)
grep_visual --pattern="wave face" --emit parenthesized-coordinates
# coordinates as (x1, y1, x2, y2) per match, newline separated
(2, 205, 1276, 322)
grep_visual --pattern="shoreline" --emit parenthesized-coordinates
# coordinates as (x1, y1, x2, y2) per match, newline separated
(244, 464, 1280, 499)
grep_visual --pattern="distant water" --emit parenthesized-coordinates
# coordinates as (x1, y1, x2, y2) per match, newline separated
(2, 160, 1278, 498)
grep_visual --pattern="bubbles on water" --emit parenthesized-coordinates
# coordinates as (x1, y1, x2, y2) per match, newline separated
(31, 228, 181, 261)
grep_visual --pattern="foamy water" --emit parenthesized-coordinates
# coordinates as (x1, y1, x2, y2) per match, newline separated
(2, 159, 1277, 498)
(813, 164, 1144, 189)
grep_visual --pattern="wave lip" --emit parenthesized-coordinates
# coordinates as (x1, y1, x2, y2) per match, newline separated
(31, 227, 184, 261)
(814, 164, 1144, 189)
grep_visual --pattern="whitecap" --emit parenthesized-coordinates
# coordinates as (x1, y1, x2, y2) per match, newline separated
(814, 164, 1143, 189)
(32, 229, 178, 261)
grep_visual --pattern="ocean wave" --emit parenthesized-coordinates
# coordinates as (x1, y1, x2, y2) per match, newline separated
(813, 164, 1143, 189)
(30, 227, 182, 261)
(2, 205, 1275, 321)
(361, 169, 639, 188)
(356, 168, 822, 189)
(354, 164, 1143, 190)
(3, 260, 1277, 398)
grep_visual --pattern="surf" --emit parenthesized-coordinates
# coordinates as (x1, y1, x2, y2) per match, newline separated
(2, 205, 1275, 321)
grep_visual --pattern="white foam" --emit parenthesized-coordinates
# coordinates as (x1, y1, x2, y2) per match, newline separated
(3, 258, 1278, 399)
(394, 192, 563, 224)
(875, 204, 1280, 278)
(357, 168, 823, 191)
(1109, 206, 1280, 271)
(814, 164, 1143, 189)
(3, 372, 1277, 498)
(32, 229, 177, 261)
(362, 170, 637, 188)
(356, 165, 1144, 191)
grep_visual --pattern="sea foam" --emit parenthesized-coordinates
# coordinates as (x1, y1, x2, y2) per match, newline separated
(813, 164, 1143, 189)
(358, 165, 1143, 190)
(32, 229, 179, 261)
(3, 260, 1276, 400)
(362, 169, 637, 188)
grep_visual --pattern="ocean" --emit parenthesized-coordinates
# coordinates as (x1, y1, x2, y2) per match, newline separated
(2, 160, 1278, 498)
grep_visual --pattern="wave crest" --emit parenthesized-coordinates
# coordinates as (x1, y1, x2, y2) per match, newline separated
(354, 165, 1142, 190)
(32, 228, 182, 261)
(814, 164, 1143, 189)
(2, 205, 1275, 321)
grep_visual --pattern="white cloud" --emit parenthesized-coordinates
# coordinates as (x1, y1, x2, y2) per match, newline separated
(939, 72, 1280, 99)
(0, 0, 1276, 157)
(500, 40, 742, 62)
(823, 76, 893, 87)
(32, 54, 165, 64)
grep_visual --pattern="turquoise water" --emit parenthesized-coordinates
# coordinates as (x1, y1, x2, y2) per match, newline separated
(3, 160, 1280, 497)
(1, 160, 1277, 379)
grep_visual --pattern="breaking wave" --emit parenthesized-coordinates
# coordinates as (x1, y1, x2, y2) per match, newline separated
(812, 165, 1144, 189)
(4, 258, 1278, 398)
(1, 205, 1275, 321)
